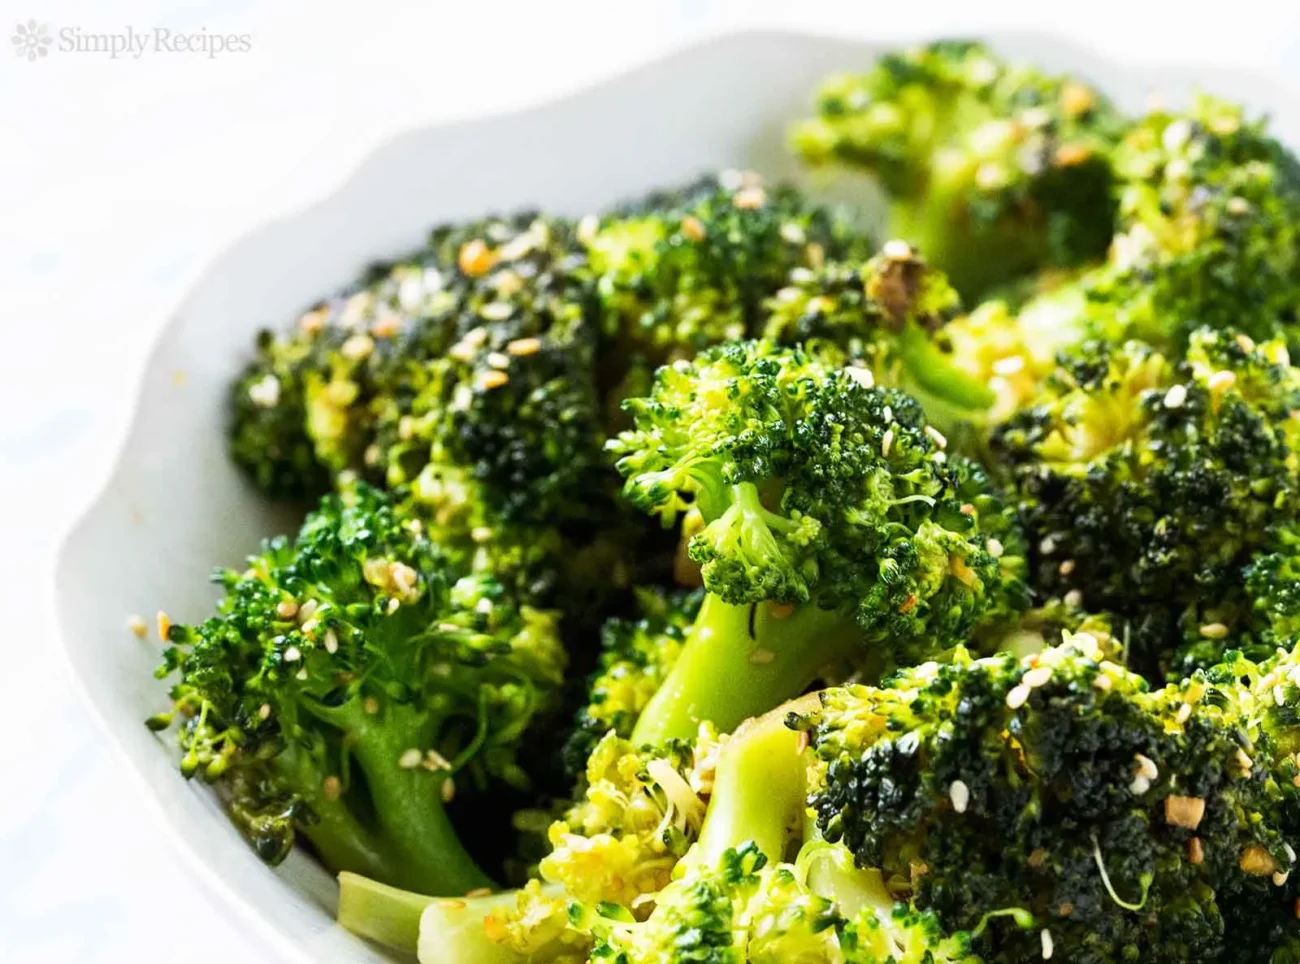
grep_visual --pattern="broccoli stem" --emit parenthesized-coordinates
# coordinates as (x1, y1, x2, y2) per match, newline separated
(683, 694, 820, 871)
(275, 743, 408, 885)
(629, 593, 861, 745)
(896, 321, 997, 412)
(337, 871, 437, 952)
(314, 698, 494, 895)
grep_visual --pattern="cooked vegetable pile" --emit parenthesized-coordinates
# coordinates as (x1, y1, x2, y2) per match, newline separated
(148, 41, 1300, 963)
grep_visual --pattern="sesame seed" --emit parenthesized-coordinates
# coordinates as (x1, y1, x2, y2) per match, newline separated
(1188, 837, 1204, 864)
(1277, 871, 1292, 887)
(458, 239, 495, 277)
(387, 598, 401, 614)
(276, 600, 299, 619)
(1130, 775, 1151, 795)
(960, 503, 975, 515)
(1039, 535, 1057, 555)
(680, 215, 706, 242)
(1054, 143, 1090, 167)
(748, 649, 775, 665)
(1134, 754, 1159, 781)
(733, 187, 766, 210)
(284, 646, 301, 663)
(296, 667, 309, 681)
(298, 308, 327, 334)
(399, 748, 423, 769)
(844, 366, 874, 389)
(465, 887, 494, 899)
(1163, 384, 1187, 409)
(324, 630, 339, 655)
(881, 429, 894, 457)
(258, 703, 271, 720)
(1006, 684, 1031, 710)
(1041, 929, 1054, 961)
(248, 374, 281, 407)
(1236, 748, 1255, 773)
(156, 611, 171, 642)
(949, 780, 970, 814)
(127, 615, 148, 638)
(297, 600, 318, 623)
(371, 312, 401, 339)
(1236, 333, 1257, 353)
(1226, 196, 1251, 216)
(987, 538, 1004, 559)
(1064, 590, 1083, 607)
(364, 696, 380, 715)
(992, 355, 1025, 376)
(322, 776, 342, 801)
(882, 239, 913, 261)
(924, 425, 948, 449)
(1199, 622, 1229, 639)
(340, 334, 374, 362)
(423, 749, 452, 771)
(780, 223, 806, 245)
(767, 602, 795, 620)
(507, 337, 542, 357)
(300, 619, 320, 635)
(1176, 703, 1193, 724)
(1285, 843, 1296, 863)
(441, 777, 456, 802)
(1058, 559, 1076, 576)
(1208, 370, 1237, 393)
(476, 370, 509, 391)
(1023, 666, 1053, 689)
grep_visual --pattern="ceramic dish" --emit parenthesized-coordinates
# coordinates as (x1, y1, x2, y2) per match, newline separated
(52, 29, 1300, 962)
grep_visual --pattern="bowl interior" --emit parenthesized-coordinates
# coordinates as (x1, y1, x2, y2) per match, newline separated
(52, 29, 1299, 962)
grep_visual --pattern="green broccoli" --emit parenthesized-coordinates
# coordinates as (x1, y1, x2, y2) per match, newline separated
(992, 328, 1300, 676)
(791, 40, 1125, 298)
(1091, 95, 1300, 351)
(760, 240, 998, 424)
(795, 633, 1296, 964)
(147, 482, 567, 894)
(562, 587, 704, 774)
(608, 339, 1026, 744)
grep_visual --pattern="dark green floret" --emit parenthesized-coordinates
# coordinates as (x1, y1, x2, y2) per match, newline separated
(147, 482, 567, 894)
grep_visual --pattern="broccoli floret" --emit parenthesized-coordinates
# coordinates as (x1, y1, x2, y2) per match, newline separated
(795, 633, 1295, 964)
(562, 588, 704, 774)
(147, 482, 567, 894)
(610, 340, 1027, 744)
(1091, 95, 1300, 351)
(588, 173, 874, 374)
(761, 241, 999, 421)
(791, 41, 1125, 298)
(992, 329, 1300, 676)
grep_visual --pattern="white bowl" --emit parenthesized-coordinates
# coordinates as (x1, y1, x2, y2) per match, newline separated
(52, 28, 1300, 963)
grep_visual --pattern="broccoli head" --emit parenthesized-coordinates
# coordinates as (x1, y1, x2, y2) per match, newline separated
(795, 632, 1295, 964)
(1091, 95, 1300, 351)
(608, 340, 1026, 744)
(791, 40, 1125, 298)
(587, 173, 874, 375)
(993, 328, 1300, 676)
(761, 241, 1000, 421)
(147, 482, 567, 894)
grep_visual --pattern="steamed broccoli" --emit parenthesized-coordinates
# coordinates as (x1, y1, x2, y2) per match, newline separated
(608, 339, 1026, 744)
(992, 328, 1300, 676)
(1091, 95, 1300, 351)
(795, 633, 1296, 964)
(791, 40, 1125, 298)
(148, 483, 567, 894)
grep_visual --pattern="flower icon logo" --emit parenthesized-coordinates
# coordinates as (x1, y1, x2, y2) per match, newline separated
(11, 19, 52, 61)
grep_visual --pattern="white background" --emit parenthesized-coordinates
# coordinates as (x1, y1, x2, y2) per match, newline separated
(2, 2, 1299, 960)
